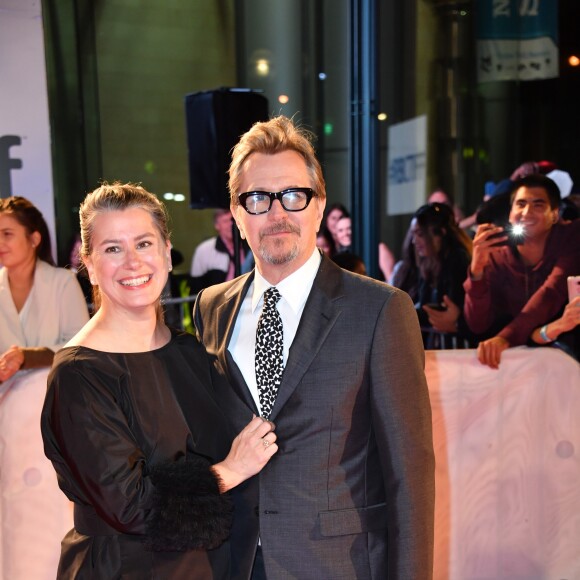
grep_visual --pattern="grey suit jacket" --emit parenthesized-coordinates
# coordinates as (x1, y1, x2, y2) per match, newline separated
(194, 255, 435, 580)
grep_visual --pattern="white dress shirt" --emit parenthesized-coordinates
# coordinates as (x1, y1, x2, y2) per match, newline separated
(229, 249, 321, 414)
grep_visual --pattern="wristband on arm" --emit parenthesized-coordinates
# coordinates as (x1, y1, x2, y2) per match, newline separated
(539, 325, 553, 343)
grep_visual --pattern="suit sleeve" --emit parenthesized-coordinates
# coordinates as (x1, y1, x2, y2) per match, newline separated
(370, 289, 435, 580)
(192, 288, 207, 342)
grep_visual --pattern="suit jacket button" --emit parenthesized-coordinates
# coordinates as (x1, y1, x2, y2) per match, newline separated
(254, 506, 259, 516)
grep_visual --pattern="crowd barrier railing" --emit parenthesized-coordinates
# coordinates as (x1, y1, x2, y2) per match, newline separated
(0, 368, 72, 580)
(426, 346, 580, 579)
(1, 344, 578, 579)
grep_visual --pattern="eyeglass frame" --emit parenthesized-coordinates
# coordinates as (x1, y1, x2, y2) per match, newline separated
(236, 187, 315, 215)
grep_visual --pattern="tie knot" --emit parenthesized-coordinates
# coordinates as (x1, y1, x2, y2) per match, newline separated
(263, 287, 282, 308)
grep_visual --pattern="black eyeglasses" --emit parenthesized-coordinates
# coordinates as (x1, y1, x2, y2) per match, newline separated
(237, 188, 315, 215)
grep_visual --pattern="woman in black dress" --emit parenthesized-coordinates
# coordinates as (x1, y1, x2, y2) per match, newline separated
(41, 182, 277, 579)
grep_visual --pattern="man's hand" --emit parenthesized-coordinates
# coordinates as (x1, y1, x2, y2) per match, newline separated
(477, 336, 510, 369)
(470, 223, 508, 279)
(423, 295, 460, 334)
(558, 296, 580, 333)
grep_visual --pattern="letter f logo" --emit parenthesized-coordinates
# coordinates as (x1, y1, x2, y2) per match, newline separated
(0, 136, 23, 198)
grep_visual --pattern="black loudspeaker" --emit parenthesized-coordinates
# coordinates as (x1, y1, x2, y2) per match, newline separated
(185, 88, 269, 209)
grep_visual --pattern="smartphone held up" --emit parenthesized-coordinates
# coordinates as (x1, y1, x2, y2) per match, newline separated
(568, 276, 580, 302)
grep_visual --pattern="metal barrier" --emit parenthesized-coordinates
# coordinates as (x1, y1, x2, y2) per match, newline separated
(420, 326, 472, 350)
(161, 294, 198, 332)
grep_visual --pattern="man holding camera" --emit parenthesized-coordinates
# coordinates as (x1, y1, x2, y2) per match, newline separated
(464, 174, 580, 368)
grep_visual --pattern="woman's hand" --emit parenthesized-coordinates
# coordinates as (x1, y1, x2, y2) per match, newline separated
(423, 295, 461, 333)
(0, 345, 24, 382)
(212, 415, 278, 492)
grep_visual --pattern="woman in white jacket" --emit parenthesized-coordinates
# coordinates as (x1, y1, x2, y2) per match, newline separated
(0, 196, 89, 381)
(0, 196, 89, 580)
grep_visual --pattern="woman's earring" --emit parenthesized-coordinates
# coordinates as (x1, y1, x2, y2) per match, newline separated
(168, 264, 173, 272)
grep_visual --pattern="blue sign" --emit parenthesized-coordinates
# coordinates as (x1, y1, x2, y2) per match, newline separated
(477, 0, 558, 42)
(476, 0, 559, 81)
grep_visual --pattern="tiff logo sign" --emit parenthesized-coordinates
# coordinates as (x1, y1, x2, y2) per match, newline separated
(0, 135, 23, 198)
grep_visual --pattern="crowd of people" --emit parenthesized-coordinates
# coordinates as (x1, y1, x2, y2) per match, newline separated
(306, 162, 580, 367)
(163, 156, 580, 371)
(0, 116, 579, 578)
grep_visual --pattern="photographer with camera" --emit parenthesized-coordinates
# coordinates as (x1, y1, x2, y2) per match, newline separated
(464, 174, 580, 369)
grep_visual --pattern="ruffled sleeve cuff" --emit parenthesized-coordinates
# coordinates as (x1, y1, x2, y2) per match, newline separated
(143, 455, 233, 552)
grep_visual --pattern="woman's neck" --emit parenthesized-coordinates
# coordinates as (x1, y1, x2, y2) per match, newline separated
(7, 255, 36, 285)
(73, 304, 170, 352)
(7, 257, 37, 312)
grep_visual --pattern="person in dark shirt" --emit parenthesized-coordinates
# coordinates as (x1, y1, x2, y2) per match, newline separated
(391, 202, 473, 348)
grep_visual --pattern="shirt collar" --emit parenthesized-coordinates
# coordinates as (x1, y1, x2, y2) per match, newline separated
(251, 249, 322, 313)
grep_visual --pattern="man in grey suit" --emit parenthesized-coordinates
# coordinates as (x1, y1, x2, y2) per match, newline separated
(193, 116, 435, 579)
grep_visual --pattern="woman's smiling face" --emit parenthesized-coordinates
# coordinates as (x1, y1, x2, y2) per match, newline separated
(83, 207, 170, 315)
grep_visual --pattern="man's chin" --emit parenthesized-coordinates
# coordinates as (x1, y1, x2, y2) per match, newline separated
(258, 243, 299, 266)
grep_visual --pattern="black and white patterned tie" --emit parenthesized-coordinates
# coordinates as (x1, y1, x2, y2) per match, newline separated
(255, 287, 284, 419)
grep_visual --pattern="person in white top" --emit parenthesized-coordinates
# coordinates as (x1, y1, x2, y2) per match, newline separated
(190, 209, 246, 293)
(0, 197, 89, 383)
(0, 196, 90, 580)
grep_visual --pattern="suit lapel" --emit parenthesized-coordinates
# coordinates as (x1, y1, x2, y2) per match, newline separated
(212, 274, 258, 412)
(270, 258, 345, 420)
(225, 350, 259, 414)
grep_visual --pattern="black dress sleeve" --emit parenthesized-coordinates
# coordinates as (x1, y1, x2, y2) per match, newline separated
(41, 354, 232, 552)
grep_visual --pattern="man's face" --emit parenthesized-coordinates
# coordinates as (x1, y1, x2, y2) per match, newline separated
(231, 150, 325, 282)
(509, 186, 558, 241)
(214, 211, 233, 243)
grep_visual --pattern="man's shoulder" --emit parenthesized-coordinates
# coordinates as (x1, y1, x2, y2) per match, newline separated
(320, 260, 405, 303)
(551, 219, 580, 247)
(197, 272, 252, 306)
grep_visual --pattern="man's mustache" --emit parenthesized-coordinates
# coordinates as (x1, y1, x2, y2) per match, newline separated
(260, 221, 301, 239)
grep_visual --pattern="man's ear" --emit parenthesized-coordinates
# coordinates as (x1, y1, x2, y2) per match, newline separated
(231, 205, 246, 239)
(316, 197, 327, 231)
